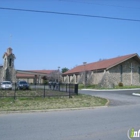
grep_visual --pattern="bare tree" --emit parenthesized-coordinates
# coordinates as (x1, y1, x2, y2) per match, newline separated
(48, 70, 62, 82)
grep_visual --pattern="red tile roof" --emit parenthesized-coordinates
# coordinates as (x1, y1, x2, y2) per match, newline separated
(16, 70, 56, 78)
(63, 53, 139, 75)
(16, 73, 35, 78)
(28, 70, 56, 74)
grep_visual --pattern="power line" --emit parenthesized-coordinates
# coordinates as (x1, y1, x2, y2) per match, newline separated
(0, 7, 140, 22)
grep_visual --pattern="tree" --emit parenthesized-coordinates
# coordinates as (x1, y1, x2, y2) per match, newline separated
(48, 70, 58, 81)
(61, 67, 69, 73)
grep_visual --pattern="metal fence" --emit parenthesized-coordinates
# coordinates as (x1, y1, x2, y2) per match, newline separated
(0, 83, 78, 99)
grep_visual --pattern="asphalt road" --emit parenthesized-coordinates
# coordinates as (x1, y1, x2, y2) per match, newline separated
(0, 89, 140, 140)
(79, 89, 140, 106)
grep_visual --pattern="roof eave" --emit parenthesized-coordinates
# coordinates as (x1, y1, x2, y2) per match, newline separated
(106, 53, 139, 70)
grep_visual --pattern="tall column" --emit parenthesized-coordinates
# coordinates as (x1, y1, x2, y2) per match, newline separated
(74, 74, 77, 84)
(66, 75, 69, 83)
(69, 75, 70, 83)
(73, 74, 76, 84)
(38, 75, 42, 84)
(83, 62, 87, 87)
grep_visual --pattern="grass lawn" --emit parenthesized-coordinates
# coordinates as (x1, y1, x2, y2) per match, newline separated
(0, 94, 108, 111)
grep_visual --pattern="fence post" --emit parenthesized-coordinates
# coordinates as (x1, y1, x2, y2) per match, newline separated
(35, 83, 36, 90)
(14, 82, 16, 100)
(74, 84, 78, 95)
(44, 84, 45, 98)
(69, 84, 71, 98)
(69, 84, 70, 98)
(59, 83, 60, 91)
(66, 84, 67, 92)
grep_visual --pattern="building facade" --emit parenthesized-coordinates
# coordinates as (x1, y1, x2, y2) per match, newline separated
(62, 53, 140, 87)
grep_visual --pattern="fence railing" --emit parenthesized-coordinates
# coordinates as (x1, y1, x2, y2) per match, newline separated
(0, 83, 78, 99)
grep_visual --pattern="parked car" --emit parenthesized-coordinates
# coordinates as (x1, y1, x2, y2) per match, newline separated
(16, 81, 30, 90)
(0, 81, 12, 90)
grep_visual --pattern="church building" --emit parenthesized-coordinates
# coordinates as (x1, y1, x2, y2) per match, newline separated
(0, 48, 59, 84)
(0, 48, 16, 82)
(62, 53, 140, 87)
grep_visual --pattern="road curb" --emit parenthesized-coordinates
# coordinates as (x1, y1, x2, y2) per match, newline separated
(0, 106, 108, 115)
(105, 99, 110, 106)
(81, 88, 140, 91)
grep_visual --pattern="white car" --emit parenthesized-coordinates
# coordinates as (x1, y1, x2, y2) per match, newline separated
(0, 81, 12, 90)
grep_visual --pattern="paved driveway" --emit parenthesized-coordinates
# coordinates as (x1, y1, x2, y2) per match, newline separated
(79, 89, 140, 106)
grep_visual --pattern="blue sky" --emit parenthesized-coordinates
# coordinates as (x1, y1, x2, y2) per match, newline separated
(0, 0, 140, 71)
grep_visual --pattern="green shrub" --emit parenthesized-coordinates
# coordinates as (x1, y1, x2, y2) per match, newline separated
(43, 80, 48, 85)
(118, 82, 123, 87)
(79, 84, 98, 89)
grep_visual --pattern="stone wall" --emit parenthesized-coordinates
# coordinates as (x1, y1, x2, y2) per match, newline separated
(92, 71, 105, 85)
(0, 67, 3, 82)
(3, 68, 16, 83)
(98, 71, 115, 88)
(108, 58, 140, 86)
(0, 67, 16, 83)
(77, 73, 84, 84)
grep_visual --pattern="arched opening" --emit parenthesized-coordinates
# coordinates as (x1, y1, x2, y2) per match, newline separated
(9, 58, 12, 67)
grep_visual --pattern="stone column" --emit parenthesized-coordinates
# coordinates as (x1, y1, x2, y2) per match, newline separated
(38, 75, 42, 84)
(73, 74, 76, 84)
(69, 75, 71, 83)
(66, 75, 69, 83)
